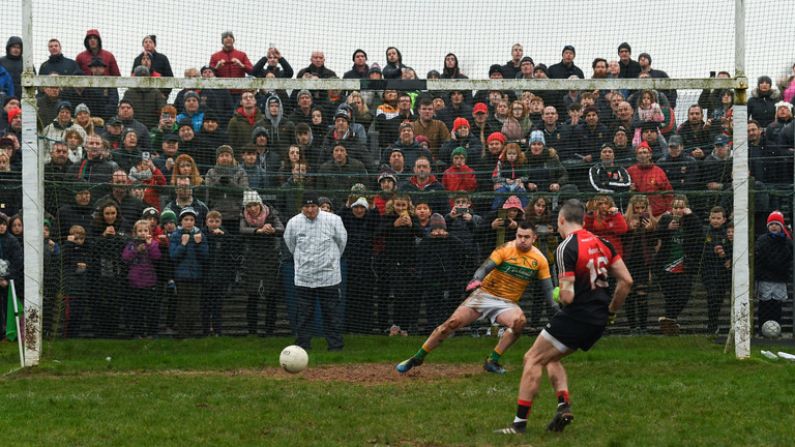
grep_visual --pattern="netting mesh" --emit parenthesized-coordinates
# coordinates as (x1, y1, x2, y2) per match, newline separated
(0, 0, 792, 348)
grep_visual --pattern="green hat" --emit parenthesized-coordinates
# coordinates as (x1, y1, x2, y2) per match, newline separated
(43, 218, 52, 229)
(160, 209, 177, 224)
(451, 146, 467, 159)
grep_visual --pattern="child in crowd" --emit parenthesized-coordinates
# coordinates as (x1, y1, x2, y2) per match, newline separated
(169, 207, 208, 338)
(202, 210, 231, 336)
(441, 147, 477, 193)
(61, 225, 90, 338)
(378, 194, 422, 335)
(156, 209, 177, 335)
(754, 211, 793, 335)
(445, 193, 483, 269)
(129, 154, 167, 210)
(414, 199, 433, 238)
(701, 206, 732, 333)
(622, 194, 658, 334)
(121, 219, 161, 338)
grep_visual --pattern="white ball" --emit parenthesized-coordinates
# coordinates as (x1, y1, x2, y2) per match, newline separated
(761, 320, 781, 338)
(105, 356, 112, 362)
(279, 345, 309, 373)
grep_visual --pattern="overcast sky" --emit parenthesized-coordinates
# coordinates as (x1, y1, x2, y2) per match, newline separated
(5, 0, 793, 89)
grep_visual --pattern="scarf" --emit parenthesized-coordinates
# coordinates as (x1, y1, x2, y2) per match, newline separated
(236, 107, 257, 126)
(244, 204, 269, 228)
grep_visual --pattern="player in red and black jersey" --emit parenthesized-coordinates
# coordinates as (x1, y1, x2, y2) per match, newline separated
(497, 199, 633, 435)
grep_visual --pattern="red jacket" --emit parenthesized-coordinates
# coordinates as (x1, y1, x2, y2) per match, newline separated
(142, 167, 167, 210)
(442, 164, 477, 192)
(209, 48, 253, 94)
(627, 163, 673, 216)
(584, 211, 629, 257)
(75, 29, 121, 76)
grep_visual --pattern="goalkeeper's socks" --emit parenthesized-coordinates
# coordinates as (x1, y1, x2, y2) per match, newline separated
(515, 399, 532, 421)
(556, 390, 570, 405)
(489, 349, 503, 363)
(414, 346, 430, 361)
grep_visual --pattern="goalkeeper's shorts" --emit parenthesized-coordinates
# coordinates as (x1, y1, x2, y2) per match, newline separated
(542, 313, 605, 353)
(463, 289, 520, 325)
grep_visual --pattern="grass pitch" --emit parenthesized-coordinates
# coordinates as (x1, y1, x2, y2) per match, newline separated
(1, 335, 794, 446)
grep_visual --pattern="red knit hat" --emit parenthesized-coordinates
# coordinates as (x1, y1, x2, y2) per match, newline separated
(635, 140, 651, 153)
(7, 107, 21, 124)
(452, 117, 470, 133)
(767, 210, 792, 238)
(487, 132, 506, 144)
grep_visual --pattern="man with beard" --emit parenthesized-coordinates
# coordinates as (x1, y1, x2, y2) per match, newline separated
(676, 105, 715, 160)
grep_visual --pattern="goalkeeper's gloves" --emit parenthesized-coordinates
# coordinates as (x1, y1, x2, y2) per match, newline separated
(608, 311, 617, 325)
(552, 286, 561, 304)
(466, 279, 482, 293)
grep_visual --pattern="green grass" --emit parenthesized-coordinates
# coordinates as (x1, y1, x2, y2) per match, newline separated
(1, 335, 794, 446)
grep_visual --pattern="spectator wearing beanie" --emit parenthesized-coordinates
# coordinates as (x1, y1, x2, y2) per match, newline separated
(205, 145, 249, 232)
(439, 117, 483, 166)
(442, 147, 477, 193)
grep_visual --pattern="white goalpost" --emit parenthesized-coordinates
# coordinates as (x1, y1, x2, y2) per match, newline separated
(17, 0, 754, 364)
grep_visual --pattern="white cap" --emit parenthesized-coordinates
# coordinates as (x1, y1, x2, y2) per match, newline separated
(775, 101, 793, 110)
(351, 197, 369, 208)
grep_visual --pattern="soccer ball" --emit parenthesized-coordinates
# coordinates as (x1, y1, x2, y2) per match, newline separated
(279, 345, 309, 373)
(761, 320, 781, 339)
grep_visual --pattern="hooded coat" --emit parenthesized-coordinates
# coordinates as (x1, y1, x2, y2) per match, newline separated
(254, 95, 295, 155)
(75, 30, 121, 76)
(0, 37, 25, 98)
(747, 86, 781, 128)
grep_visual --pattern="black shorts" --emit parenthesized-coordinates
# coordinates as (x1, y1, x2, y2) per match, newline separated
(544, 313, 605, 352)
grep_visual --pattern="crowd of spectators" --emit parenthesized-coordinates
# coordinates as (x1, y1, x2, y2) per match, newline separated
(0, 32, 793, 342)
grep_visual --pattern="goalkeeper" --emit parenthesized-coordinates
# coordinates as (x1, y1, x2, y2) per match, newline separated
(396, 222, 558, 375)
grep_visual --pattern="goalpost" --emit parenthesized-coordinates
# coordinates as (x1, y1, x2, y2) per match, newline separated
(16, 0, 758, 365)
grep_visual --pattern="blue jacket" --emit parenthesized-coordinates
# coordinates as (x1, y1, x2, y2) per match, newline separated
(169, 226, 209, 280)
(0, 65, 13, 98)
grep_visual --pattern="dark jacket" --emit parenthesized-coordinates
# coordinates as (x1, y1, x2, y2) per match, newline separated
(654, 212, 702, 274)
(416, 234, 468, 290)
(754, 232, 793, 282)
(252, 56, 294, 79)
(747, 87, 781, 128)
(39, 52, 81, 76)
(132, 51, 174, 78)
(657, 153, 699, 190)
(619, 59, 642, 78)
(339, 206, 379, 262)
(0, 231, 23, 283)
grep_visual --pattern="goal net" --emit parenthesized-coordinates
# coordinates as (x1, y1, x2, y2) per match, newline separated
(1, 0, 792, 365)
